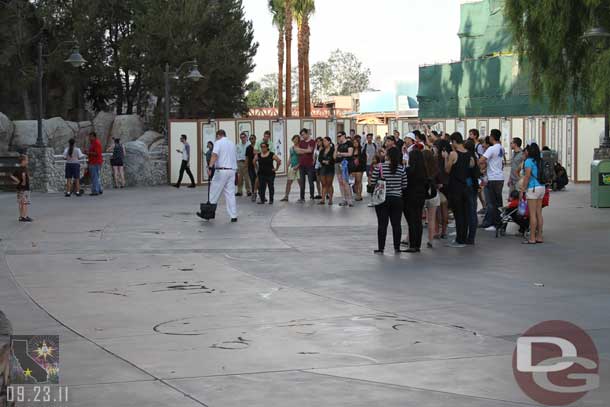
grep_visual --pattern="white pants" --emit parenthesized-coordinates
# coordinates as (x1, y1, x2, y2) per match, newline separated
(209, 169, 238, 219)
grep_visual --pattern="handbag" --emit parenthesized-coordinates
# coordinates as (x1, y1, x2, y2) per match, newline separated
(371, 164, 387, 206)
(197, 173, 217, 220)
(542, 187, 550, 208)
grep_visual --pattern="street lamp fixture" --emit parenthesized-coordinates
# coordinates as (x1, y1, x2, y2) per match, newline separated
(36, 40, 86, 147)
(64, 46, 87, 68)
(164, 60, 204, 140)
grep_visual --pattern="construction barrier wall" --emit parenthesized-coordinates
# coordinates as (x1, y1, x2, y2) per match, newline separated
(169, 115, 602, 184)
(169, 117, 356, 185)
(388, 115, 604, 183)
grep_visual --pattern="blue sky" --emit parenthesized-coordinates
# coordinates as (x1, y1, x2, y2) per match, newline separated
(243, 0, 463, 90)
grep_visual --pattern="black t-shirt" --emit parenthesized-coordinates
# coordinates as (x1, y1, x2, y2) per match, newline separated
(337, 140, 353, 161)
(246, 145, 255, 169)
(13, 167, 30, 191)
(396, 138, 404, 151)
(257, 152, 276, 177)
(318, 146, 335, 167)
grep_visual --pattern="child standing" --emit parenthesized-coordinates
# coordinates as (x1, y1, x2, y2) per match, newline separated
(10, 155, 32, 222)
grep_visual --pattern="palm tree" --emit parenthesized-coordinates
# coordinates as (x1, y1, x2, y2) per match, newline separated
(284, 0, 293, 117)
(294, 0, 315, 117)
(268, 0, 285, 116)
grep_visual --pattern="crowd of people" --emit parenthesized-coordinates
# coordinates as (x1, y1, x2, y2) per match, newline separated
(10, 126, 564, 250)
(201, 125, 561, 252)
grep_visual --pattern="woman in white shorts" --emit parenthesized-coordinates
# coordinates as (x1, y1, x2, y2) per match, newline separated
(280, 135, 301, 202)
(520, 143, 545, 244)
(423, 150, 441, 248)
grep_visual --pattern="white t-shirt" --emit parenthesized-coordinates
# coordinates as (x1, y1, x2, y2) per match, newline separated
(483, 143, 504, 181)
(212, 137, 238, 170)
(63, 147, 85, 163)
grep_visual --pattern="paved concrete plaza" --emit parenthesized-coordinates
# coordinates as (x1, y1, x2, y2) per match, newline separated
(1, 181, 609, 406)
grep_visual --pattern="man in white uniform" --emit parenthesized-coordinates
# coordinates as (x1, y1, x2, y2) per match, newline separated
(206, 130, 238, 222)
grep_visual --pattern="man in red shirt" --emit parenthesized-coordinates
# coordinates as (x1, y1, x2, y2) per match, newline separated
(88, 132, 104, 195)
(294, 128, 316, 203)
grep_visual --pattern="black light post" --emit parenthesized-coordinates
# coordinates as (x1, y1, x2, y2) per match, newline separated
(163, 60, 204, 142)
(36, 41, 87, 147)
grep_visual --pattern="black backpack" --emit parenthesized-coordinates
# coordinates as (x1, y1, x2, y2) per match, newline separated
(538, 151, 558, 185)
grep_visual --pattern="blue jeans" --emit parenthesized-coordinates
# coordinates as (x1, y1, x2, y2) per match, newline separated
(466, 186, 478, 244)
(90, 164, 102, 194)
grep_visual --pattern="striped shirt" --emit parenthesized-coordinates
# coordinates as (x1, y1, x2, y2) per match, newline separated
(370, 162, 408, 197)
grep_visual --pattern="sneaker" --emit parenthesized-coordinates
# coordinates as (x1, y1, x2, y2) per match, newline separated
(297, 199, 305, 203)
(338, 202, 348, 207)
(367, 203, 375, 207)
(235, 192, 243, 196)
(18, 217, 27, 222)
(280, 197, 289, 202)
(65, 192, 71, 197)
(447, 241, 466, 248)
(485, 226, 497, 232)
(23, 216, 33, 222)
(314, 195, 322, 199)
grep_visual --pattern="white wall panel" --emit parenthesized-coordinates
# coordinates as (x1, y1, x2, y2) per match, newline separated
(218, 120, 236, 143)
(316, 119, 327, 140)
(170, 121, 198, 184)
(577, 117, 603, 182)
(254, 120, 270, 139)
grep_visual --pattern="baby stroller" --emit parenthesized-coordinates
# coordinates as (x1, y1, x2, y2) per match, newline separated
(496, 190, 530, 238)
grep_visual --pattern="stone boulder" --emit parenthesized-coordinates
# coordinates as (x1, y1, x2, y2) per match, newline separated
(11, 120, 40, 150)
(46, 117, 78, 152)
(137, 130, 164, 149)
(0, 112, 14, 152)
(111, 114, 144, 145)
(92, 111, 116, 148)
(124, 140, 150, 186)
(11, 117, 83, 153)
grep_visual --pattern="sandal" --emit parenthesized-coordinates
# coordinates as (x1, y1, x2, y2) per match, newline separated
(318, 201, 326, 205)
(522, 240, 537, 245)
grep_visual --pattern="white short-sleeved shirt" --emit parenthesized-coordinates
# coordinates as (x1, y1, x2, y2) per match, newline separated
(63, 147, 85, 164)
(483, 143, 504, 181)
(212, 137, 238, 170)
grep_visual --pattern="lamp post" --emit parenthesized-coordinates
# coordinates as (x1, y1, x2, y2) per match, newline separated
(582, 23, 610, 157)
(36, 41, 87, 147)
(163, 60, 204, 141)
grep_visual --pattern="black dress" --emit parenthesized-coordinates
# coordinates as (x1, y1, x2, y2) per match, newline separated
(257, 152, 276, 203)
(318, 147, 335, 177)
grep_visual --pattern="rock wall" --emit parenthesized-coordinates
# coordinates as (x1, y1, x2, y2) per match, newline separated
(2, 112, 169, 191)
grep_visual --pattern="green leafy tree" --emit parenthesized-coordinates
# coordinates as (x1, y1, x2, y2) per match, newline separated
(310, 49, 370, 102)
(0, 0, 258, 125)
(505, 0, 610, 115)
(0, 0, 41, 119)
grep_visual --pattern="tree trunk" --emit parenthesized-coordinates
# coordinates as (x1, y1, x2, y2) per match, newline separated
(22, 89, 33, 120)
(297, 22, 305, 117)
(304, 16, 311, 117)
(278, 29, 285, 116)
(284, 0, 293, 117)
